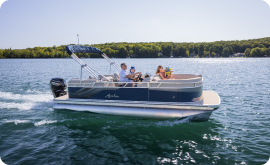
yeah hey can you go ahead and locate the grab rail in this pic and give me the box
[101,53,121,73]
[69,80,203,88]
[71,53,110,82]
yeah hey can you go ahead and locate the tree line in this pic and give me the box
[1,37,270,58]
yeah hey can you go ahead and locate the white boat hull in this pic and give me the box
[53,90,220,121]
[54,103,213,121]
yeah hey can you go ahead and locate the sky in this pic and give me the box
[0,0,270,49]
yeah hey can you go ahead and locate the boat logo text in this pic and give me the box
[105,94,119,98]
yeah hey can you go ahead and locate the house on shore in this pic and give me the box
[130,54,138,58]
[230,53,245,58]
[234,53,245,57]
[213,53,220,58]
[158,53,166,58]
[189,53,198,58]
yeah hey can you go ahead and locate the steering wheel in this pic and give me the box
[134,74,143,82]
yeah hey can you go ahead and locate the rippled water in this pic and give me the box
[0,58,269,165]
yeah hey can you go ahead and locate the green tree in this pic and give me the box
[189,45,194,54]
[161,44,173,57]
[250,48,262,57]
[222,47,230,57]
[244,48,251,57]
[118,46,128,58]
[258,44,265,48]
[0,49,3,58]
[199,44,204,52]
[199,44,204,57]
[265,48,270,55]
[186,50,189,57]
[178,47,187,57]
[203,51,210,57]
[129,50,134,56]
[3,49,11,58]
[194,45,199,54]
[210,52,215,57]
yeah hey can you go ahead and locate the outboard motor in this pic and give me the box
[50,78,67,98]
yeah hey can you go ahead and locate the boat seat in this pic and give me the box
[101,77,113,81]
[68,79,81,84]
[157,77,202,87]
[81,79,99,83]
[152,74,201,80]
[98,75,113,80]
[171,74,200,79]
[112,73,129,87]
[113,73,119,82]
[136,77,152,87]
[142,77,153,82]
[157,77,202,83]
[148,74,203,88]
[152,75,162,81]
[152,74,202,82]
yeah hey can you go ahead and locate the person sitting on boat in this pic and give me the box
[130,66,135,74]
[156,65,173,80]
[129,66,144,82]
[164,67,173,78]
[129,66,136,81]
[119,63,141,87]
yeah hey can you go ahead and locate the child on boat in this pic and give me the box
[129,66,143,82]
[164,67,173,78]
[128,66,136,81]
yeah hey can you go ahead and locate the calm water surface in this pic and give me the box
[0,58,269,165]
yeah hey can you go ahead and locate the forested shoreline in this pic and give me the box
[1,37,270,58]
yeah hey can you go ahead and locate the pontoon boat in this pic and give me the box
[50,45,220,121]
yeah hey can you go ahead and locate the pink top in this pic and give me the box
[159,71,165,79]
[161,72,165,78]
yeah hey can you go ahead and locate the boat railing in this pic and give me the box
[68,80,203,88]
[101,53,121,74]
[71,53,110,82]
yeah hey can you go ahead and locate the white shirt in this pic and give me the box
[119,69,132,82]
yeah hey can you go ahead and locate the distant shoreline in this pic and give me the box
[1,57,270,60]
[0,37,269,58]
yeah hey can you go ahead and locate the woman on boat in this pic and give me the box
[156,65,169,80]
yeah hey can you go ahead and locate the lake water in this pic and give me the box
[0,58,269,165]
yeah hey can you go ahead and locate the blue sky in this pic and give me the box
[0,0,270,49]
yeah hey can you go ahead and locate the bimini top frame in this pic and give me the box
[65,45,121,82]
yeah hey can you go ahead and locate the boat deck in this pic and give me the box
[202,91,220,106]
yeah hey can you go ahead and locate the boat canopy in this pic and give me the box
[65,45,102,55]
[65,45,121,82]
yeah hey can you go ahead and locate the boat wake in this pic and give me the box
[1,119,58,127]
[0,91,53,111]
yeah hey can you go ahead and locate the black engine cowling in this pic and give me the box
[50,78,67,98]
